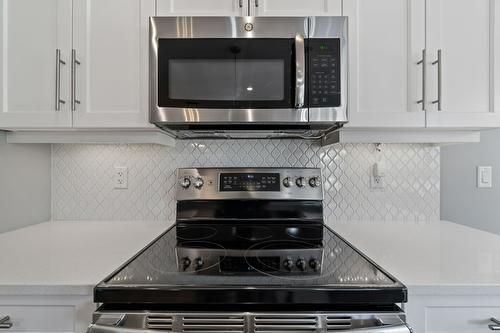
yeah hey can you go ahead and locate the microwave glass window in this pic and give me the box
[168,59,284,101]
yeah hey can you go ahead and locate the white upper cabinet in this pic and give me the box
[0,0,72,129]
[250,0,341,16]
[425,0,500,128]
[71,0,154,128]
[343,0,426,128]
[157,0,246,16]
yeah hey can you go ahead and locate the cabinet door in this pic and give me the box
[250,0,341,16]
[343,0,426,128]
[426,0,500,128]
[157,0,246,16]
[0,0,72,129]
[72,0,154,128]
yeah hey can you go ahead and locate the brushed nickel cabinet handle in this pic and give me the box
[490,317,500,330]
[55,49,66,111]
[0,316,13,329]
[416,49,426,110]
[431,49,442,111]
[238,0,243,7]
[71,49,81,111]
[255,0,259,7]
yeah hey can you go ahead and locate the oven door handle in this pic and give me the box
[294,34,306,108]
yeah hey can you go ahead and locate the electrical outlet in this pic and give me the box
[114,167,128,189]
[370,174,385,189]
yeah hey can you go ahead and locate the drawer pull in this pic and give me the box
[0,316,12,329]
[490,317,500,330]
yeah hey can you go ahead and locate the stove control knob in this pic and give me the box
[179,177,191,189]
[296,258,306,271]
[295,177,305,188]
[194,257,204,270]
[309,259,321,272]
[182,257,191,271]
[283,177,291,188]
[309,177,320,188]
[193,178,204,189]
[283,258,294,271]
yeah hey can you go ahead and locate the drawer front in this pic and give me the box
[0,305,74,332]
[426,306,500,332]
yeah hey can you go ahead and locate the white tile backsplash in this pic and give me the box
[52,140,440,222]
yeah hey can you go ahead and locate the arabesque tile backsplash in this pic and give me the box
[52,140,440,222]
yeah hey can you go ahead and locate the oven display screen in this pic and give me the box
[219,173,280,192]
[220,256,280,273]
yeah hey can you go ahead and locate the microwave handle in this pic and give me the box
[294,34,305,108]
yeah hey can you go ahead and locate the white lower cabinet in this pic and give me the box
[0,296,94,333]
[406,294,500,333]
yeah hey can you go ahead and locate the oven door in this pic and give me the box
[150,17,308,125]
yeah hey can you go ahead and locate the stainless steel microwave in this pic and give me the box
[150,16,348,139]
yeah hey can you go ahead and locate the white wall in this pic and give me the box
[441,129,500,235]
[0,131,51,233]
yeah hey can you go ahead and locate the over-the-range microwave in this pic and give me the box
[149,16,348,139]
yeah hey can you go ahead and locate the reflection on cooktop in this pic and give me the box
[107,225,395,287]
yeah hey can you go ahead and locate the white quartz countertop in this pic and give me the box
[2,219,500,297]
[0,220,170,296]
[330,220,500,295]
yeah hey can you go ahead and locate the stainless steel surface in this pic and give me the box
[416,49,426,110]
[490,317,500,330]
[175,168,323,201]
[307,17,348,125]
[294,34,306,108]
[88,311,411,333]
[55,49,66,111]
[71,49,81,111]
[0,316,12,329]
[149,16,348,139]
[431,49,442,111]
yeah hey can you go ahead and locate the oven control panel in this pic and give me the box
[308,38,341,108]
[176,168,323,201]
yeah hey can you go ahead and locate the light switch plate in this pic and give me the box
[477,166,492,188]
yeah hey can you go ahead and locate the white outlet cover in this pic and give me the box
[114,166,128,189]
[477,166,492,188]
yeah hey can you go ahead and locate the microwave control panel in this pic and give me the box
[308,38,341,108]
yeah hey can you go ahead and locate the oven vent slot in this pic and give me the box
[147,315,174,331]
[254,316,318,332]
[326,316,352,330]
[182,316,245,333]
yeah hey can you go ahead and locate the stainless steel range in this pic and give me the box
[88,168,411,333]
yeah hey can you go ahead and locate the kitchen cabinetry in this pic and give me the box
[344,0,500,129]
[0,0,72,128]
[406,293,500,333]
[343,0,426,128]
[0,295,93,333]
[157,0,245,16]
[0,0,154,130]
[425,0,500,128]
[72,0,153,128]
[249,0,341,16]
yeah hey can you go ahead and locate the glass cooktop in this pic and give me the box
[104,224,396,287]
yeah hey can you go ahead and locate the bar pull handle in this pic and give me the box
[255,0,259,7]
[0,316,13,329]
[238,0,243,7]
[71,49,81,111]
[416,49,426,110]
[294,34,305,108]
[431,49,442,111]
[490,318,500,330]
[55,49,66,111]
